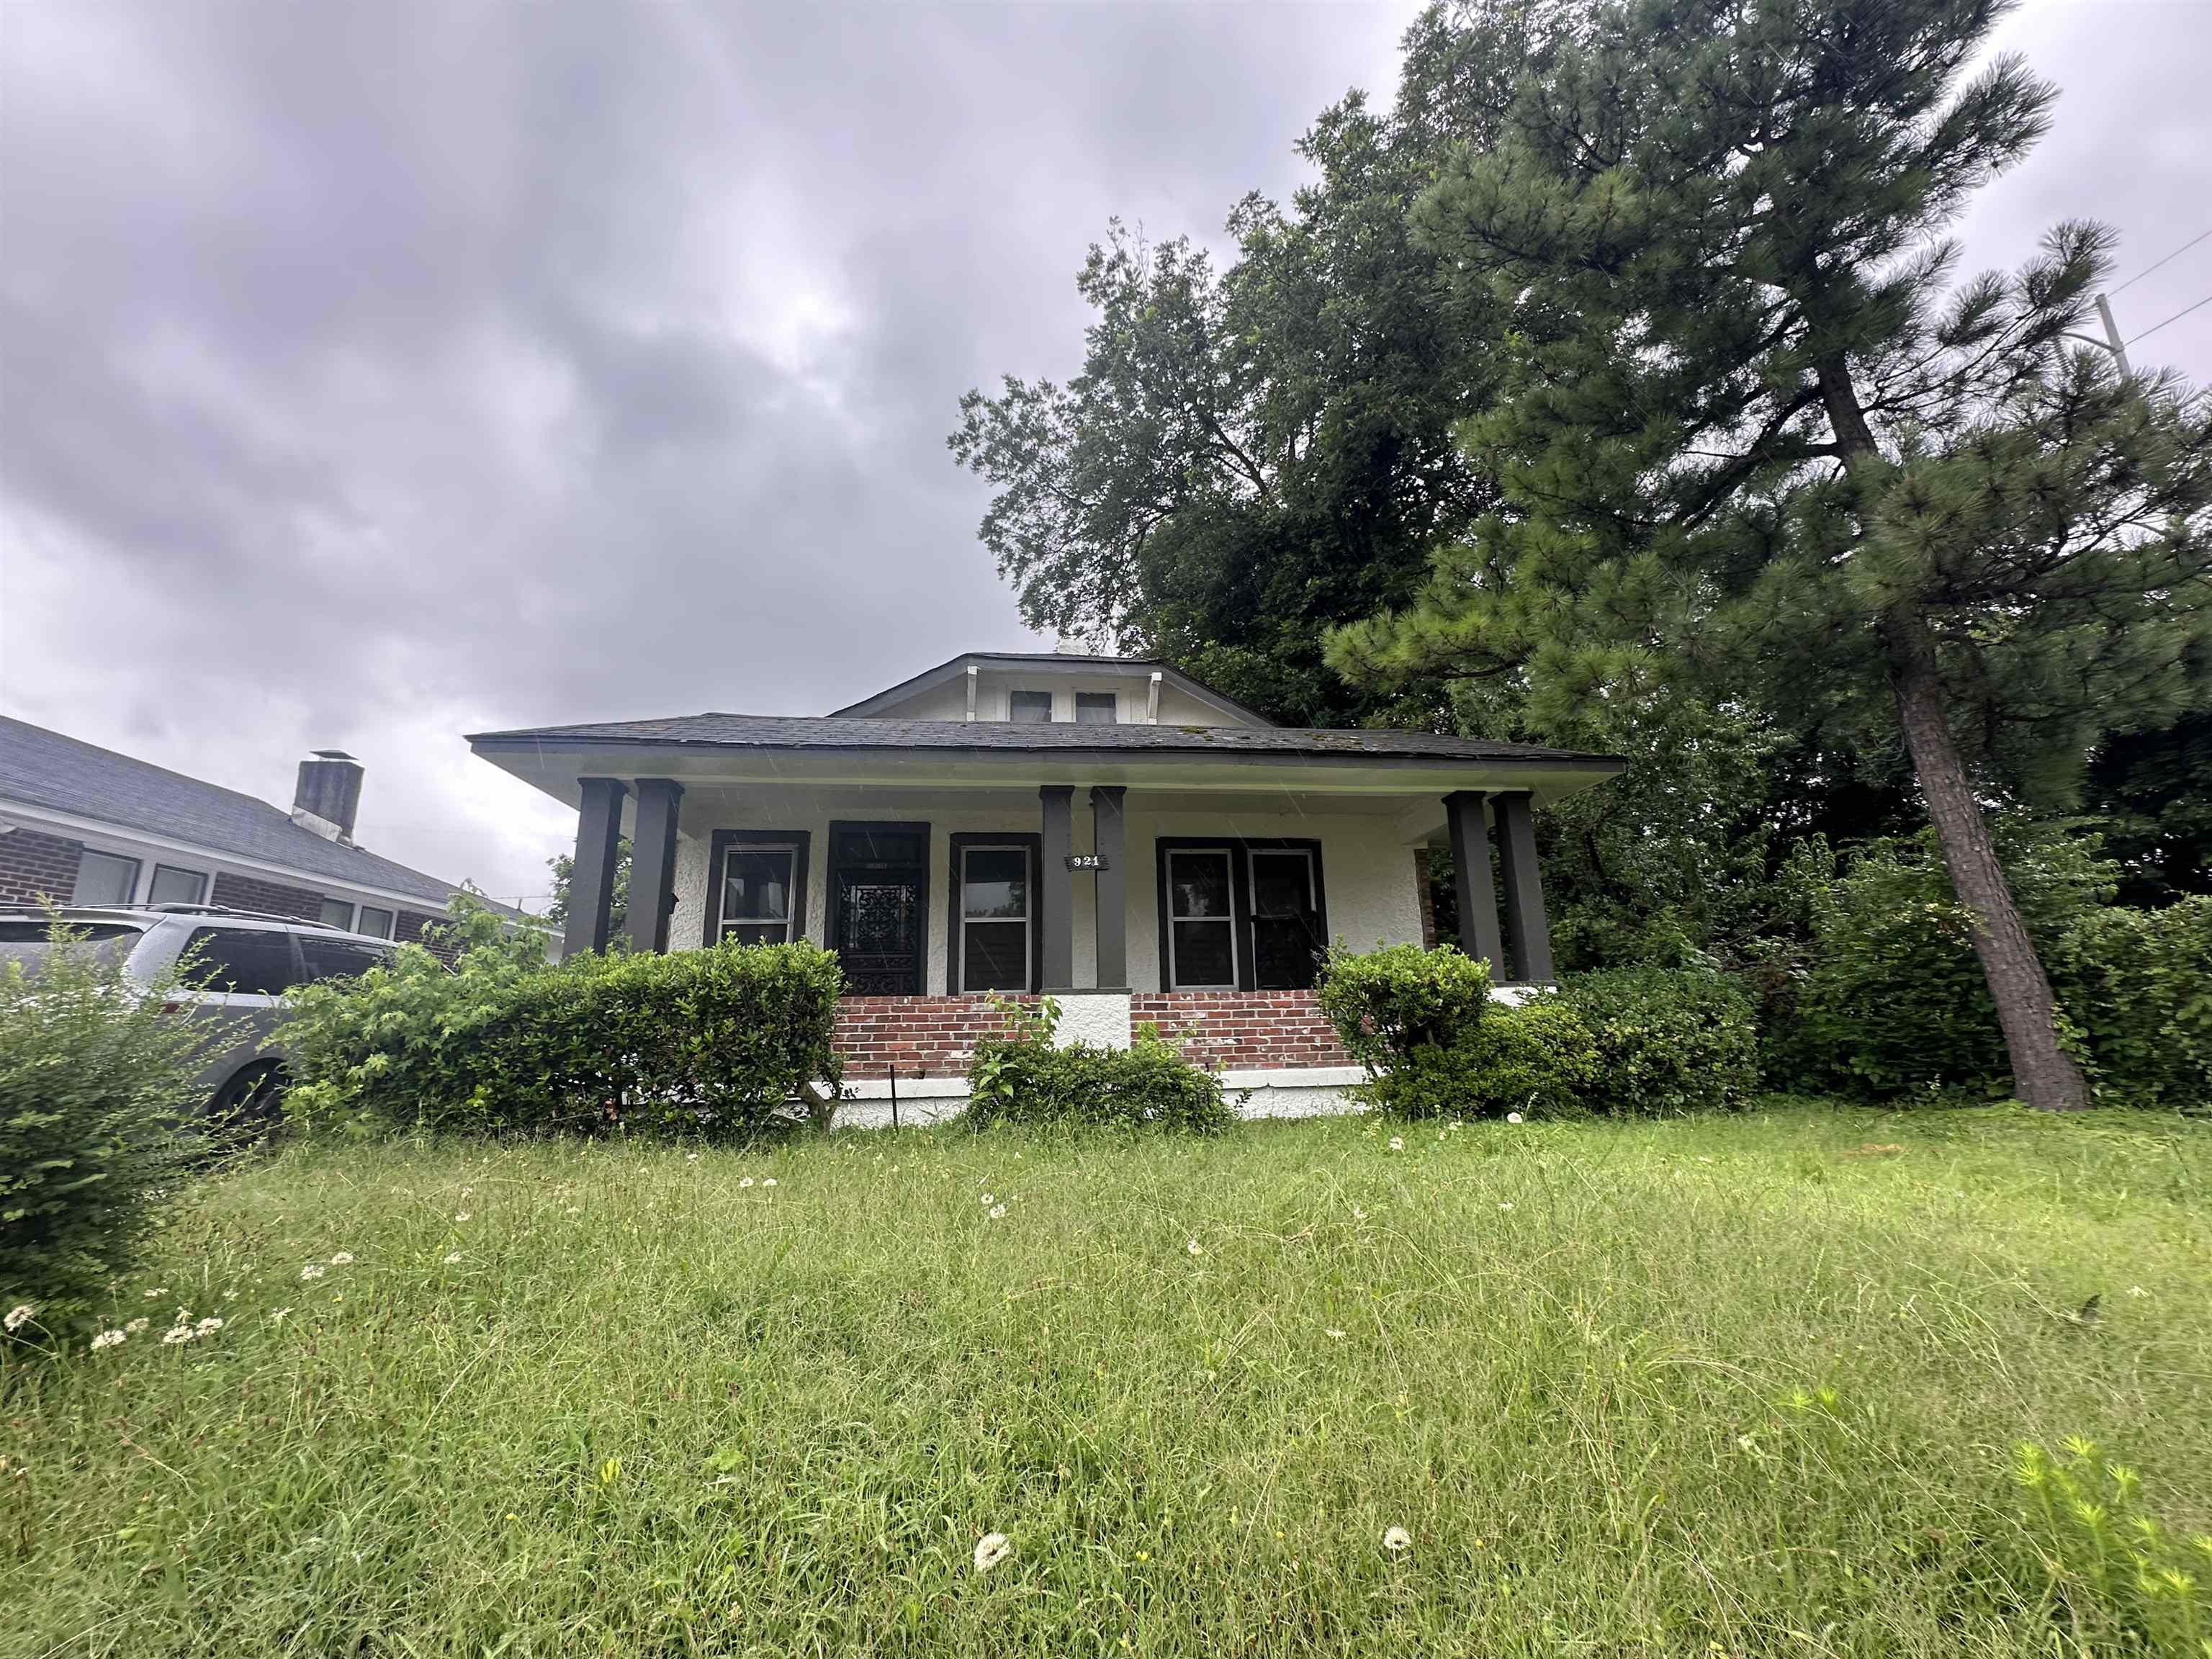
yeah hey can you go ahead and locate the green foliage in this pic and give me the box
[1784,829,2114,1097]
[966,999,1233,1133]
[2050,899,2212,1113]
[1557,966,1763,1115]
[545,837,629,935]
[1,923,218,1344]
[1318,944,1599,1118]
[284,939,842,1139]
[2005,1439,2211,1653]
[1314,942,1493,1068]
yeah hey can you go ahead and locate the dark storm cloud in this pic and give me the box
[3,1,2206,902]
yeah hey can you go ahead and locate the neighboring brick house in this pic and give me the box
[0,716,533,958]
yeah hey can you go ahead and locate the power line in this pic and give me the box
[2124,291,2212,348]
[2110,227,2212,297]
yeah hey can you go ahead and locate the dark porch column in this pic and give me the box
[1444,789,1506,975]
[1090,785,1127,989]
[626,778,684,953]
[1493,791,1555,983]
[563,777,629,958]
[1039,786,1074,991]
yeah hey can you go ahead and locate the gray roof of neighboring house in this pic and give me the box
[0,716,495,910]
[467,711,1623,768]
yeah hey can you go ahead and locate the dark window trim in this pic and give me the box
[824,819,930,996]
[946,832,1043,994]
[1154,836,1326,992]
[705,828,812,948]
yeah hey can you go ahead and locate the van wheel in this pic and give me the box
[209,1062,287,1133]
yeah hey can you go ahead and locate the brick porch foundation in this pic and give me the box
[1130,989,1349,1071]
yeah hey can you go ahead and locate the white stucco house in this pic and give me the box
[468,649,1624,1118]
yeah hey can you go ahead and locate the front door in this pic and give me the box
[828,822,929,995]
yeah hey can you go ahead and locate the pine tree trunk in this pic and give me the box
[1814,356,2088,1110]
[1881,607,2090,1110]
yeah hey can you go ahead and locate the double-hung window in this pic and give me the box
[956,843,1032,992]
[719,840,803,945]
[148,864,208,906]
[72,850,140,906]
[1074,692,1118,726]
[1008,690,1054,724]
[355,907,395,940]
[1159,840,1326,992]
[318,898,356,931]
[1164,848,1238,990]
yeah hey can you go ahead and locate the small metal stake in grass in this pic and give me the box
[889,1064,899,1130]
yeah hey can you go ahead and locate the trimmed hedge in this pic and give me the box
[285,938,843,1138]
[1557,966,1762,1115]
[967,1002,1234,1133]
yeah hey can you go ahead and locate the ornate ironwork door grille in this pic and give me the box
[828,824,927,995]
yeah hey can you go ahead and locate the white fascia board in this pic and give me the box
[0,798,459,915]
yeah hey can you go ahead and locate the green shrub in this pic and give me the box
[1558,966,1761,1115]
[1781,828,2112,1097]
[285,938,843,1138]
[1370,997,1599,1119]
[1,922,219,1346]
[1314,943,1492,1070]
[1316,945,1597,1118]
[967,1001,1234,1133]
[2050,898,2211,1112]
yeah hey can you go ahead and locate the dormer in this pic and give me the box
[830,651,1274,728]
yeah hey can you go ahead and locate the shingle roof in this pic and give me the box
[0,716,488,909]
[467,712,1622,768]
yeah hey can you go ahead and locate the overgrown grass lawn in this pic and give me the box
[7,1104,2210,1656]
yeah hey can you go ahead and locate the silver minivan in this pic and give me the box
[0,904,400,1118]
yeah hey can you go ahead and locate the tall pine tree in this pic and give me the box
[1331,0,2212,1108]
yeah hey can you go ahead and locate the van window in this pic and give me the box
[181,928,301,996]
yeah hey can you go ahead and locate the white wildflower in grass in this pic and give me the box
[2128,1285,2150,1298]
[270,1308,293,1324]
[454,1212,470,1223]
[194,1317,223,1335]
[1351,1207,1367,1222]
[444,1251,463,1264]
[124,1318,149,1334]
[160,1326,191,1346]
[460,1187,474,1197]
[300,1263,327,1281]
[1382,1526,1412,1553]
[143,1288,166,1299]
[981,1193,997,1205]
[1325,1328,1346,1341]
[763,1179,777,1188]
[973,1532,1012,1573]
[329,1252,354,1265]
[1186,1238,1203,1256]
[4,1304,33,1333]
[1388,1136,1405,1152]
[1498,1201,1514,1212]
[738,1178,755,1190]
[1506,1112,1524,1125]
[91,1329,126,1350]
[987,1204,1008,1220]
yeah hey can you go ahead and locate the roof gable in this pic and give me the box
[829,652,1276,727]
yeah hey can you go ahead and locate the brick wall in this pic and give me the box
[0,827,86,905]
[395,908,461,964]
[210,870,324,920]
[1130,989,1349,1071]
[833,994,1035,1081]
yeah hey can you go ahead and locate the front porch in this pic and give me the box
[554,773,1569,1108]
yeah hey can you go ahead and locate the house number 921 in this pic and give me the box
[1065,854,1108,871]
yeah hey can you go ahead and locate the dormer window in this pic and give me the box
[1009,691,1053,724]
[1074,692,1117,726]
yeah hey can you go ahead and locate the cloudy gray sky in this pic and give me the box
[3,1,2207,907]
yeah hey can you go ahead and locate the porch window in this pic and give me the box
[720,845,798,944]
[1248,847,1323,990]
[1157,838,1327,992]
[1164,848,1238,989]
[957,845,1030,991]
